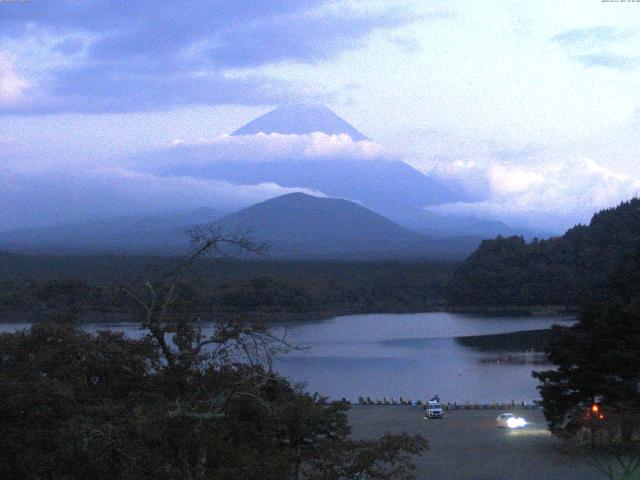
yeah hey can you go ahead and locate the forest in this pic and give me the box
[447,198,640,307]
[0,252,456,322]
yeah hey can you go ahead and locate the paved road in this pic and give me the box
[348,405,604,480]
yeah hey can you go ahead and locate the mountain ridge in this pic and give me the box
[209,192,481,260]
[0,192,482,260]
[0,208,225,255]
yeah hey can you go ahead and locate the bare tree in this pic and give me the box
[118,226,289,374]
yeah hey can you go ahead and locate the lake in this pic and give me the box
[271,312,572,403]
[0,312,572,404]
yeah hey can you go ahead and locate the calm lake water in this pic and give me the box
[0,312,573,403]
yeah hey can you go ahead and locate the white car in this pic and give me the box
[496,412,526,429]
[425,400,444,418]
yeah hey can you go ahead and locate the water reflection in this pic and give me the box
[271,312,572,403]
[477,353,549,366]
[0,312,573,403]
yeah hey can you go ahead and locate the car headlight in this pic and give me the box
[506,417,526,428]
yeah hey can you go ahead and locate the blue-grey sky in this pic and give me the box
[1,0,640,231]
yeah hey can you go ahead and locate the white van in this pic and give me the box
[425,399,444,418]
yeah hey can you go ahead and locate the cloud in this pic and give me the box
[0,130,393,230]
[426,157,640,231]
[552,26,633,47]
[573,53,639,71]
[52,37,87,56]
[303,132,384,157]
[4,67,289,115]
[135,132,387,173]
[414,155,494,202]
[0,1,421,114]
[494,145,538,161]
[552,25,639,71]
[0,52,29,105]
[0,165,324,231]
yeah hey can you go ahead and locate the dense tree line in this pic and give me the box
[0,258,455,321]
[447,198,640,306]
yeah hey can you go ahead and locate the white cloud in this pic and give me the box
[303,132,384,158]
[93,166,324,202]
[166,132,383,161]
[416,156,493,201]
[1,131,385,231]
[427,157,640,231]
[0,52,29,105]
[135,132,388,174]
[0,166,325,231]
[487,163,545,195]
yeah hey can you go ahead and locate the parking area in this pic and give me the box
[348,405,604,480]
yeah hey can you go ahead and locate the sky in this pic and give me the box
[1,0,640,232]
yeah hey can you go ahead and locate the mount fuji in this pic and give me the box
[0,104,533,257]
[149,104,462,213]
[142,103,526,238]
[232,103,368,140]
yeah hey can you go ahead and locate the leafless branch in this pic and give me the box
[116,228,286,371]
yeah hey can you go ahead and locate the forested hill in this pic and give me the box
[446,198,640,307]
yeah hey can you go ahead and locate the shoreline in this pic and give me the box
[455,328,563,352]
[0,304,577,324]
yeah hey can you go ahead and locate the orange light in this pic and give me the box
[591,404,599,413]
[599,414,604,420]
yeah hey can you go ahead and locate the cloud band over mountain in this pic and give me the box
[138,132,385,171]
[0,166,323,231]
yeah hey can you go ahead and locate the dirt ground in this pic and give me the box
[348,405,605,480]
